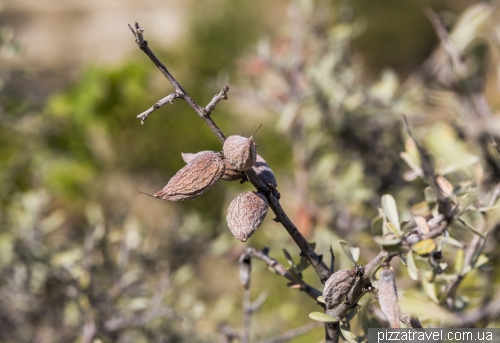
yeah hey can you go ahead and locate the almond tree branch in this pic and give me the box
[137,92,180,123]
[241,247,322,301]
[129,22,332,284]
[128,22,226,143]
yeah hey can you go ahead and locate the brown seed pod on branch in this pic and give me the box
[226,191,269,242]
[223,135,257,171]
[153,152,225,201]
[378,268,400,328]
[253,154,277,189]
[323,265,364,310]
[182,151,242,181]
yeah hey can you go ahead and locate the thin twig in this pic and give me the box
[137,92,180,123]
[205,85,230,116]
[241,247,322,301]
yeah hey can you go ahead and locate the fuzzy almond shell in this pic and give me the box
[182,151,242,181]
[323,269,356,310]
[253,154,277,188]
[223,135,257,171]
[227,191,269,242]
[154,152,225,201]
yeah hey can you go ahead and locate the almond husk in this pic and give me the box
[227,191,269,242]
[182,151,242,181]
[154,152,224,201]
[223,135,257,171]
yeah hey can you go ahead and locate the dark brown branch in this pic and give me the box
[241,247,322,301]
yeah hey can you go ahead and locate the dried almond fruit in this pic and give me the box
[253,154,277,189]
[227,191,269,242]
[154,152,225,201]
[182,151,242,181]
[378,268,400,328]
[181,151,212,164]
[223,135,257,171]
[323,266,364,310]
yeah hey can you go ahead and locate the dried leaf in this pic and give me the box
[436,175,454,197]
[414,216,430,234]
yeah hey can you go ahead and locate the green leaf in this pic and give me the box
[317,296,326,304]
[454,249,465,274]
[422,272,439,303]
[340,323,358,343]
[462,254,489,274]
[308,312,339,323]
[406,251,419,280]
[457,218,486,239]
[371,216,384,236]
[373,236,401,251]
[350,247,360,263]
[339,240,356,266]
[412,239,437,255]
[385,222,400,238]
[381,194,401,233]
[424,187,438,203]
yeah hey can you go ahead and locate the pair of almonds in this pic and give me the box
[182,151,277,189]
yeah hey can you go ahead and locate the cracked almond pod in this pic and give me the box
[253,154,277,189]
[227,191,269,242]
[182,151,242,181]
[154,152,225,201]
[223,135,257,171]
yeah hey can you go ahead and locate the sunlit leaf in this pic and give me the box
[382,194,401,233]
[339,240,356,266]
[340,323,358,343]
[350,247,360,263]
[424,187,437,203]
[317,296,326,304]
[412,239,436,255]
[411,202,431,217]
[308,312,339,323]
[422,272,439,303]
[406,251,419,281]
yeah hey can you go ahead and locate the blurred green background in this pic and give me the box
[1,0,500,342]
